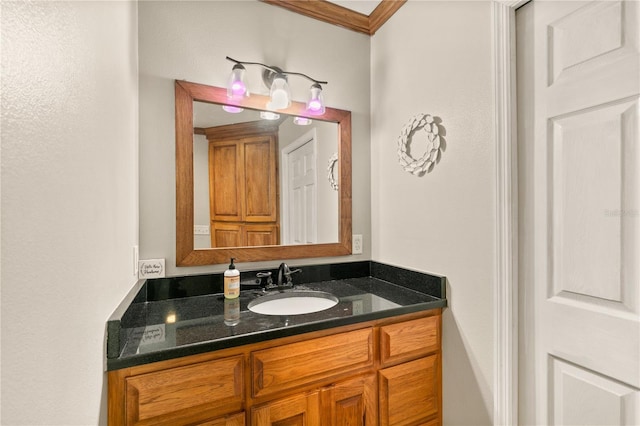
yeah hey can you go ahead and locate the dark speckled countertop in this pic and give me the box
[106,261,446,371]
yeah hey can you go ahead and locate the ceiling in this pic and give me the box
[329,1,382,15]
[260,0,405,36]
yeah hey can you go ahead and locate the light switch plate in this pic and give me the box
[138,259,165,279]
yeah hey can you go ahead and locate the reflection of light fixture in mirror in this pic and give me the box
[222,105,244,113]
[227,64,248,99]
[226,56,327,112]
[260,111,280,120]
[294,116,312,125]
[306,83,325,115]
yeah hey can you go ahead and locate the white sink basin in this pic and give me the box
[248,290,339,315]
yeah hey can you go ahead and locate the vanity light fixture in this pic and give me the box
[225,56,327,115]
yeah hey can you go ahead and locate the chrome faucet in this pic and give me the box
[276,263,301,288]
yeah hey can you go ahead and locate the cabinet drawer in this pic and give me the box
[125,355,243,425]
[380,315,439,366]
[379,355,439,426]
[252,328,374,398]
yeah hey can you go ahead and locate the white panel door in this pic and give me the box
[518,1,640,424]
[283,137,317,245]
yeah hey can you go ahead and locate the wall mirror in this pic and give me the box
[176,80,352,266]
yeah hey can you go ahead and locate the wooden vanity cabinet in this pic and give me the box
[108,309,442,426]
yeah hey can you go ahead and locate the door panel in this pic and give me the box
[550,357,638,426]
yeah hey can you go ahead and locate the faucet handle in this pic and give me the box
[256,271,273,289]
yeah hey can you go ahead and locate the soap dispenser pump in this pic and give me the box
[224,258,240,299]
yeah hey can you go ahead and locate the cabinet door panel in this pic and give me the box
[379,355,439,426]
[243,137,277,222]
[252,392,321,426]
[211,223,243,248]
[322,374,377,426]
[125,355,243,425]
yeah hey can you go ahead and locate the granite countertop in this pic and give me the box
[106,261,447,371]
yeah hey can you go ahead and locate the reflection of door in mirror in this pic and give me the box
[281,129,318,245]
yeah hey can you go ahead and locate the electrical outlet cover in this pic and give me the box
[353,234,363,254]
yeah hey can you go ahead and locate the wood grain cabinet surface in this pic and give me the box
[207,124,279,248]
[108,309,442,426]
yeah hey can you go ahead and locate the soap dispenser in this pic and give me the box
[224,258,240,299]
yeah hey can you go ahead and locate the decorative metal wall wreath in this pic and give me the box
[397,113,445,176]
[327,152,339,191]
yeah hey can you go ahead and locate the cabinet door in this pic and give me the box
[243,136,277,223]
[251,392,321,426]
[322,374,377,426]
[209,141,243,222]
[378,355,439,426]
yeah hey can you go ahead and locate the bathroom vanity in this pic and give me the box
[106,261,446,425]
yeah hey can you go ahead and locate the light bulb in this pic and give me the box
[222,105,243,113]
[293,117,312,125]
[260,111,280,120]
[227,64,248,99]
[267,76,291,110]
[306,83,325,115]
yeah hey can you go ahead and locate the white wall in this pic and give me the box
[138,1,371,275]
[1,1,138,424]
[371,2,495,424]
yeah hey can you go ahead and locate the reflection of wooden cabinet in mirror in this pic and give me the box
[202,121,280,247]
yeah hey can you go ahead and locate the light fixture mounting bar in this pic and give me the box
[225,56,328,85]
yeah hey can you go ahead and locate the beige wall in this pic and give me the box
[1,1,139,424]
[371,2,495,424]
[138,1,372,275]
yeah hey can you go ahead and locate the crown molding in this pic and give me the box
[260,0,406,35]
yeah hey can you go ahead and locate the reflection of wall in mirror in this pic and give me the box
[278,119,339,244]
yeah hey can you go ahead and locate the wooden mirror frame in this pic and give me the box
[175,80,352,266]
